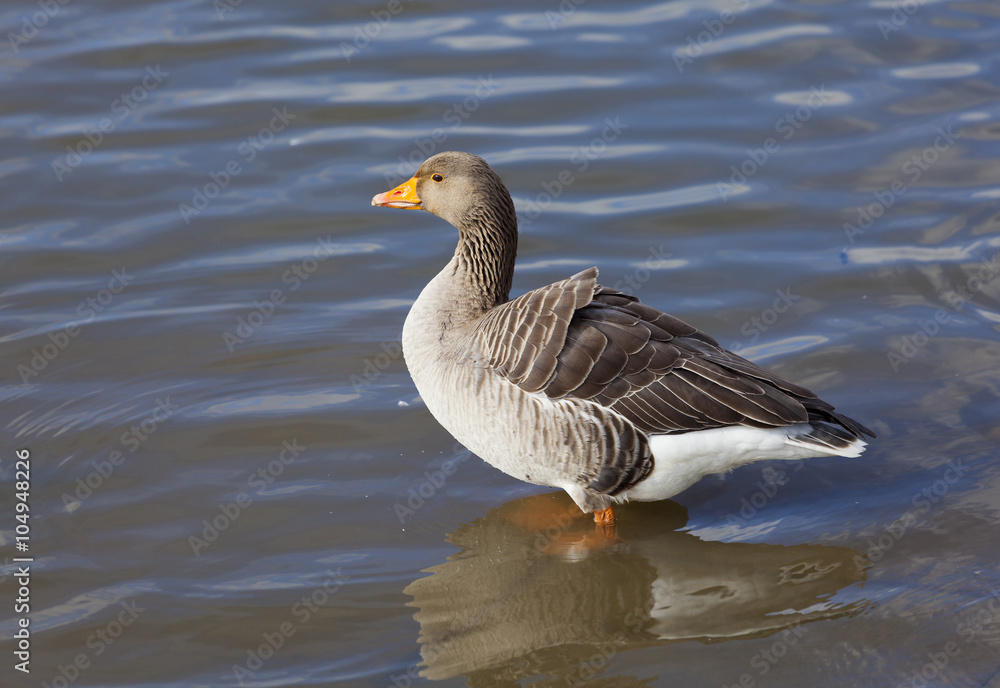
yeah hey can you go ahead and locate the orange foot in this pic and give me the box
[501,494,622,554]
[534,505,620,555]
[545,507,619,554]
[593,507,617,539]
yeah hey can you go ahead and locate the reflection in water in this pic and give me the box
[405,493,868,683]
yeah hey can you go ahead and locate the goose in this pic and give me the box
[372,151,874,530]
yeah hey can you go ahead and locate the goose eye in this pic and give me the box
[432,173,443,182]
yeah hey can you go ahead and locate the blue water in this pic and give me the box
[2,0,1000,686]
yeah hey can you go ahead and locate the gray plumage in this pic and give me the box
[373,151,874,515]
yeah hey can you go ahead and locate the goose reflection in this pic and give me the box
[404,492,868,683]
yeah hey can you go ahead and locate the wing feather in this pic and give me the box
[467,267,875,497]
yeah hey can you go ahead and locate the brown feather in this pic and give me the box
[474,270,874,442]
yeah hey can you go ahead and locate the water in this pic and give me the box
[2,0,1000,686]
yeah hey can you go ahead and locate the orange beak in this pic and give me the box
[372,176,421,209]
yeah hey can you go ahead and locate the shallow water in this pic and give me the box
[2,0,1000,686]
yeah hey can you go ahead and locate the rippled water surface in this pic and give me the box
[3,0,1000,686]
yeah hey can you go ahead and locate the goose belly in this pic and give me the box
[404,353,594,489]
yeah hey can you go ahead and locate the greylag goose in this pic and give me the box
[372,151,874,530]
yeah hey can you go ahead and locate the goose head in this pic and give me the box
[372,151,517,236]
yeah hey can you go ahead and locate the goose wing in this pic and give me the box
[471,267,875,439]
